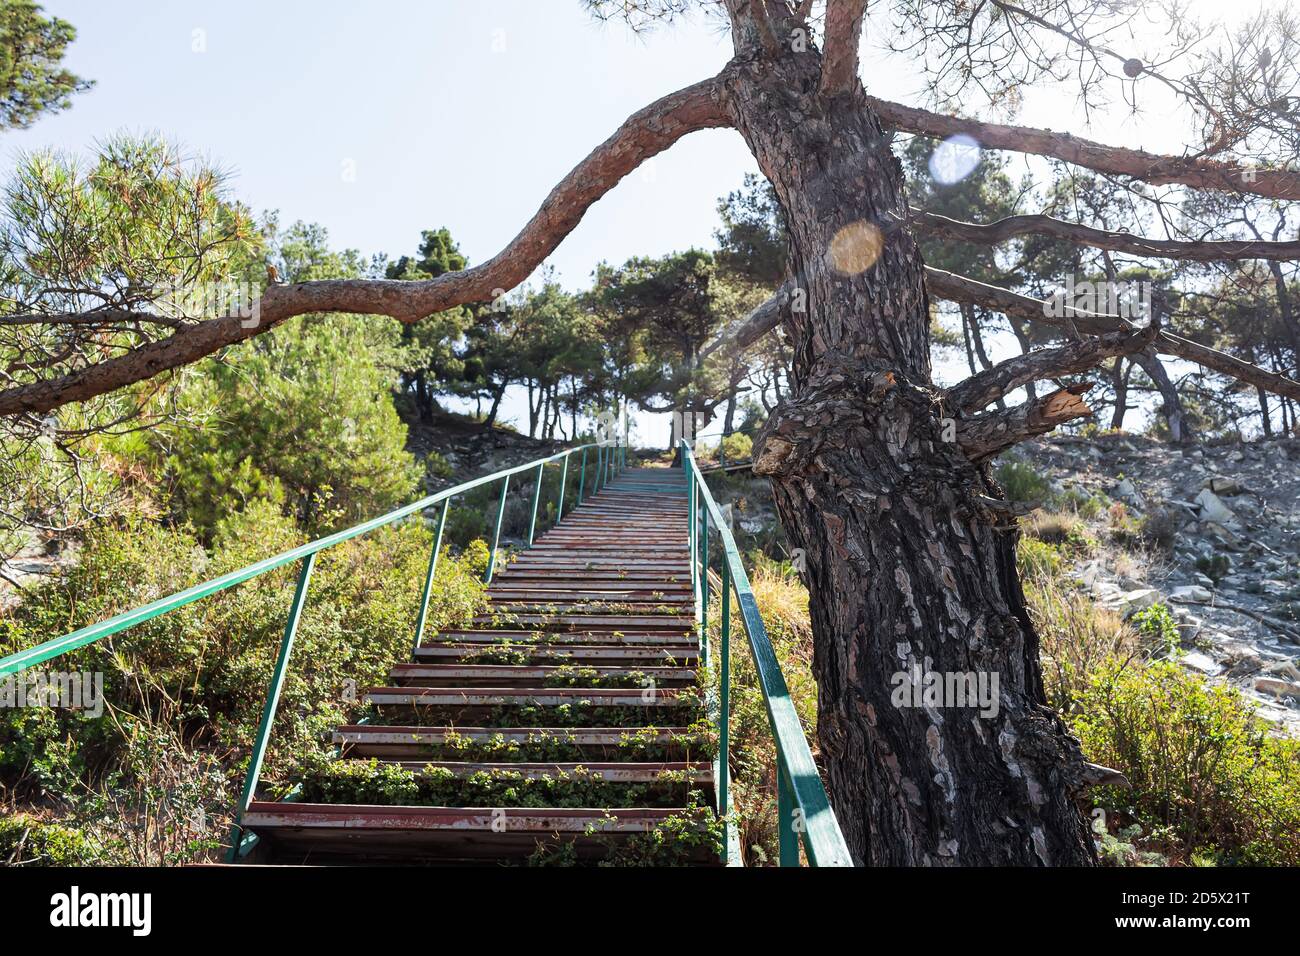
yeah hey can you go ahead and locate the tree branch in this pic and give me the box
[818,0,868,96]
[957,383,1095,462]
[947,326,1158,413]
[699,278,794,360]
[924,267,1300,403]
[0,76,730,418]
[867,96,1300,200]
[912,208,1300,262]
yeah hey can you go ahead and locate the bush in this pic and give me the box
[0,506,489,803]
[159,314,422,538]
[710,552,817,865]
[717,432,753,462]
[0,814,104,866]
[1072,659,1300,865]
[994,458,1051,503]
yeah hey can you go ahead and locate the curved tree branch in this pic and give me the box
[925,267,1300,402]
[912,208,1300,262]
[700,277,794,360]
[868,96,1300,200]
[957,383,1095,462]
[947,326,1158,413]
[0,76,731,418]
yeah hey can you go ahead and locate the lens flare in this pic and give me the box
[928,134,982,185]
[828,220,884,275]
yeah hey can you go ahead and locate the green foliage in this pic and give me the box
[1072,659,1300,865]
[0,813,102,866]
[994,457,1051,503]
[292,757,707,809]
[160,313,422,537]
[0,1,91,129]
[0,508,488,800]
[0,136,261,558]
[526,800,724,867]
[717,432,753,461]
[1131,603,1179,653]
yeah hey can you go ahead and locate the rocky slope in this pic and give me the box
[1017,433,1300,732]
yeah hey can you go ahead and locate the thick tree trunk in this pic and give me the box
[721,50,1095,866]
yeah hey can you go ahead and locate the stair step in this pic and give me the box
[332,724,706,759]
[412,643,698,664]
[387,663,698,687]
[471,614,694,629]
[238,468,724,867]
[241,802,720,864]
[425,630,696,645]
[365,686,694,706]
[376,760,712,782]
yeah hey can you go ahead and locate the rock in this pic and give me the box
[1203,521,1243,547]
[1113,477,1144,506]
[1182,652,1220,675]
[1169,584,1213,603]
[1262,660,1300,683]
[1205,475,1248,496]
[1117,588,1160,615]
[1194,573,1215,588]
[1078,561,1106,589]
[1254,677,1300,698]
[1194,488,1237,524]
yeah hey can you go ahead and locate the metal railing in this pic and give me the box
[0,438,628,862]
[680,439,853,867]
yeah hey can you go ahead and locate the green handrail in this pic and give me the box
[0,438,621,863]
[680,439,853,867]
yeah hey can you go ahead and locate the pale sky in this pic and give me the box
[5,0,1269,444]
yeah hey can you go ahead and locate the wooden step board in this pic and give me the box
[241,465,721,866]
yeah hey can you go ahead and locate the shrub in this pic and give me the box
[1072,659,1300,865]
[994,458,1051,503]
[1131,602,1180,658]
[0,814,104,866]
[0,507,489,802]
[710,552,817,864]
[1018,535,1140,713]
[717,432,753,462]
[1023,512,1080,547]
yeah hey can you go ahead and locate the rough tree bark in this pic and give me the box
[718,24,1096,865]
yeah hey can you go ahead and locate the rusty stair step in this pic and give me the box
[387,663,698,687]
[331,724,706,759]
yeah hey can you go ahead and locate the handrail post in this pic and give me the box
[577,447,587,504]
[527,462,544,546]
[555,453,570,523]
[718,558,730,820]
[227,551,317,862]
[777,758,799,866]
[412,498,450,653]
[701,505,709,665]
[484,474,510,583]
[595,445,604,493]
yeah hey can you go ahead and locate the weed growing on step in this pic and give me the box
[289,758,710,810]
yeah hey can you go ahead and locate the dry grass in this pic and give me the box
[709,554,818,865]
